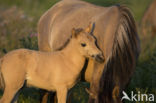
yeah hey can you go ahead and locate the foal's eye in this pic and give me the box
[81,43,86,47]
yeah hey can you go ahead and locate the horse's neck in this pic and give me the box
[61,39,86,72]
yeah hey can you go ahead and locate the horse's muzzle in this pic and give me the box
[94,54,104,63]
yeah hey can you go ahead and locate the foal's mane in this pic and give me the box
[56,28,83,51]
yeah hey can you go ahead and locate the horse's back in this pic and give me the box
[1,49,36,72]
[38,0,120,52]
[2,49,32,60]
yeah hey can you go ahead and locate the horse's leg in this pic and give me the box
[12,91,20,103]
[40,90,49,103]
[40,90,56,103]
[0,84,23,103]
[0,67,26,103]
[88,63,104,102]
[49,92,57,103]
[56,87,67,103]
[66,90,72,103]
[12,85,24,103]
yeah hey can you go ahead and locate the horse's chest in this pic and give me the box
[63,72,80,89]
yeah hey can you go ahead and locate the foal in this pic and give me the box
[0,24,104,103]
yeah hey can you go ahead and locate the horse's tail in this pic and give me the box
[98,5,140,103]
[0,58,4,89]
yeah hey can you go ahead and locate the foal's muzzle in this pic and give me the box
[92,54,104,63]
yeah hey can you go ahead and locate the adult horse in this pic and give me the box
[38,0,140,103]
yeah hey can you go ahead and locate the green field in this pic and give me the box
[0,0,156,103]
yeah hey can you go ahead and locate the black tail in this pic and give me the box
[98,5,140,103]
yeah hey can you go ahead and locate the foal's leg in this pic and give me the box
[0,68,26,103]
[0,84,23,103]
[56,87,67,103]
[12,86,24,103]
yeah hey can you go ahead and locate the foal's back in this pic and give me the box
[1,49,62,89]
[1,49,35,71]
[0,49,68,102]
[1,47,83,90]
[1,49,54,76]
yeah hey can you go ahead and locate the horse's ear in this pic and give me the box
[85,22,95,34]
[72,28,77,38]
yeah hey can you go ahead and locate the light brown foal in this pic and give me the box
[0,24,104,103]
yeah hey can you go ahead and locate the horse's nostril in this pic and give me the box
[91,55,95,58]
[97,54,102,58]
[100,54,104,59]
[95,54,104,63]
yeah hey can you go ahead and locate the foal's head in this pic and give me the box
[71,23,104,63]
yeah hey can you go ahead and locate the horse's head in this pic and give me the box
[71,23,104,63]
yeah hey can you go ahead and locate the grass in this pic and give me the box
[0,0,156,103]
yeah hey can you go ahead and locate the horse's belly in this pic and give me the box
[26,75,55,91]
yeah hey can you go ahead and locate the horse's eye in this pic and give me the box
[81,43,86,47]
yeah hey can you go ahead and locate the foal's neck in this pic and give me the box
[61,39,86,71]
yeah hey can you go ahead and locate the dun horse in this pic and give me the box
[0,24,104,103]
[38,0,140,103]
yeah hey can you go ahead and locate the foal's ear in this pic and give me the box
[85,22,95,34]
[72,28,77,38]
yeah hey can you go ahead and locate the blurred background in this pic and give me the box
[0,0,156,103]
